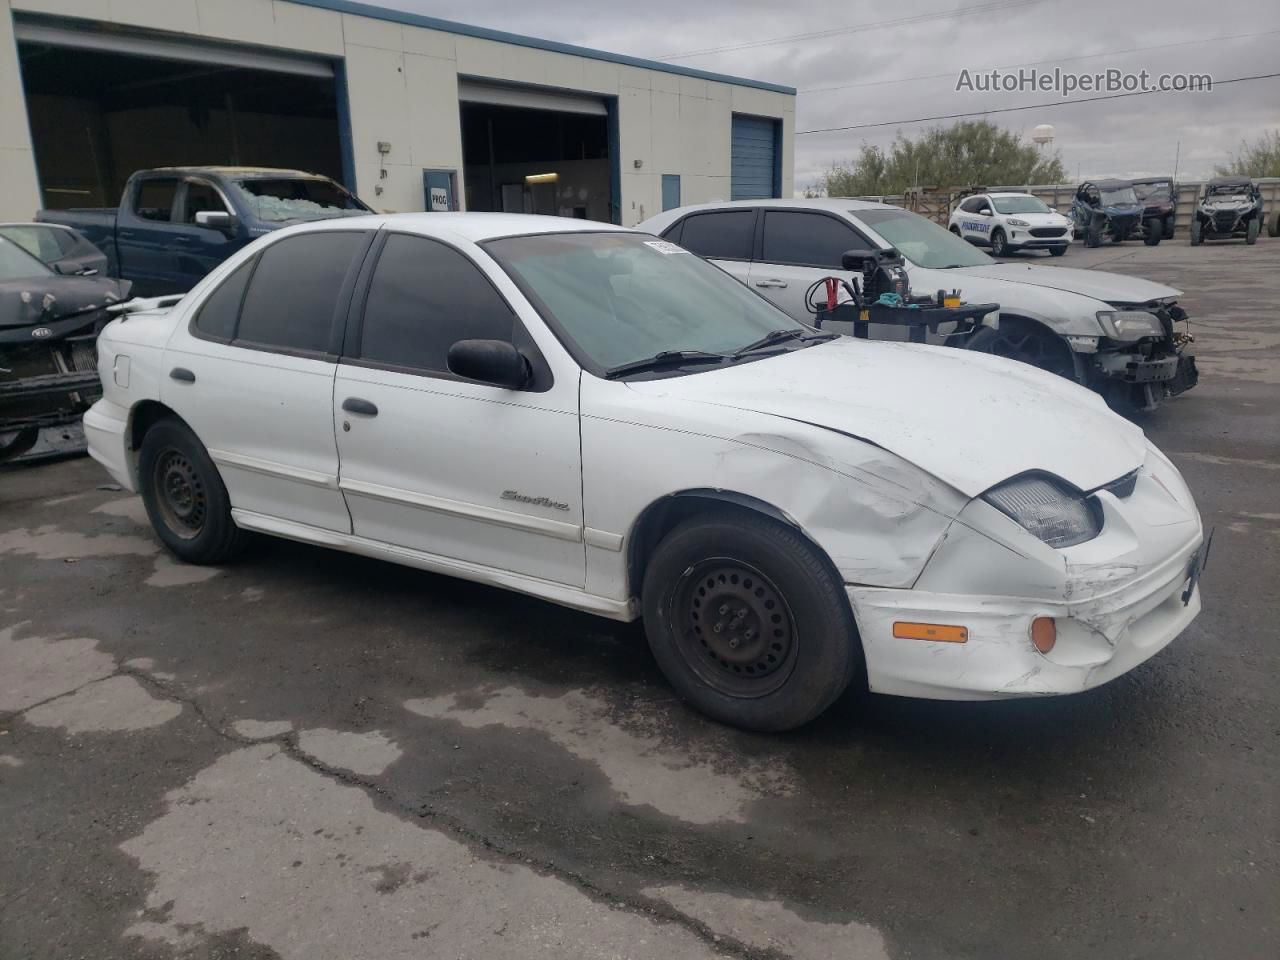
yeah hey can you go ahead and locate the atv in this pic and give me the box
[1071,179,1163,248]
[1190,176,1265,246]
[1131,177,1178,241]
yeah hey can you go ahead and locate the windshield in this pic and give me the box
[991,196,1051,214]
[230,178,371,222]
[0,236,54,281]
[1207,184,1248,198]
[850,208,993,269]
[1133,182,1172,201]
[485,232,808,373]
[1099,186,1138,205]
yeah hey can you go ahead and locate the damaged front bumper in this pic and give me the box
[847,446,1204,700]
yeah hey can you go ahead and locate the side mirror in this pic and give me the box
[978,206,992,216]
[51,260,75,275]
[447,339,529,389]
[195,210,236,232]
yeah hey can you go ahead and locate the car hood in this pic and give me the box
[0,274,131,329]
[1007,212,1070,225]
[950,263,1181,302]
[629,338,1147,498]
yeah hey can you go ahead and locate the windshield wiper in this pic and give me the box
[603,350,729,379]
[732,328,835,358]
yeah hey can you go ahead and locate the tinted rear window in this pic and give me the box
[236,232,367,354]
[194,259,253,341]
[677,211,756,260]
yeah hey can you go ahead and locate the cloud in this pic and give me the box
[384,0,1279,188]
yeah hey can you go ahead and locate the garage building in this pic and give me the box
[0,0,795,225]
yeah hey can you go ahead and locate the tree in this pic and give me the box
[817,119,1066,196]
[1216,131,1280,178]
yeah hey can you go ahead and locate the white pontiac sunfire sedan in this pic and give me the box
[85,213,1205,731]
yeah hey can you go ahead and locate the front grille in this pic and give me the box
[1212,213,1236,230]
[1030,227,1067,238]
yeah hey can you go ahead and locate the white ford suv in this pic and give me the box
[85,213,1205,731]
[948,191,1074,256]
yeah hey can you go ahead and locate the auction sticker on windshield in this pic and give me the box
[644,240,689,255]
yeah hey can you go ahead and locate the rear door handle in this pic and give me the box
[169,367,195,383]
[342,397,378,416]
[754,278,788,288]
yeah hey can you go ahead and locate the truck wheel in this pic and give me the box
[138,418,248,565]
[1190,221,1203,246]
[1269,210,1280,238]
[641,511,861,732]
[1246,218,1259,245]
[967,319,1077,380]
[990,229,1008,256]
[1144,219,1163,246]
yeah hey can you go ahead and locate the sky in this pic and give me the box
[379,0,1280,193]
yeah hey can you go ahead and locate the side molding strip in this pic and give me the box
[209,449,337,489]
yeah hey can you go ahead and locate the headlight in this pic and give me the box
[1096,310,1163,341]
[983,475,1100,548]
[1008,218,1030,227]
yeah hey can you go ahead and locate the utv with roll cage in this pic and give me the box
[1071,179,1163,248]
[1190,176,1265,246]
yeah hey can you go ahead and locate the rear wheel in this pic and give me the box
[1246,218,1259,245]
[1144,219,1163,246]
[138,418,247,564]
[1190,220,1203,246]
[1269,210,1280,238]
[642,512,860,732]
[949,225,962,237]
[967,319,1076,380]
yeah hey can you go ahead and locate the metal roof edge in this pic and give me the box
[285,0,797,96]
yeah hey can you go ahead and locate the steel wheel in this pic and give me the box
[672,559,798,699]
[152,448,207,540]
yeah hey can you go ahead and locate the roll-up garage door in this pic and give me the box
[458,79,606,116]
[731,114,779,200]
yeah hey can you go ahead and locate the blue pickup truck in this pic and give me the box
[39,167,373,297]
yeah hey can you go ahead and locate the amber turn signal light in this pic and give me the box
[893,622,968,643]
[1031,617,1057,654]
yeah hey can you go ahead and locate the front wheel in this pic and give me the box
[967,320,1077,380]
[1144,219,1163,246]
[1049,245,1067,257]
[1246,218,1259,245]
[642,512,861,732]
[1085,222,1103,247]
[990,229,1009,256]
[138,418,247,564]
[1190,220,1203,246]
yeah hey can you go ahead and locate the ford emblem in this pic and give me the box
[31,327,53,339]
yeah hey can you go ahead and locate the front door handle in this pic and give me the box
[169,367,195,383]
[342,397,378,416]
[754,278,788,289]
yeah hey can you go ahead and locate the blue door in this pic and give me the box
[423,170,457,211]
[731,115,779,201]
[661,175,681,211]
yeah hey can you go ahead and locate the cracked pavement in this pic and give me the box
[1,240,1277,958]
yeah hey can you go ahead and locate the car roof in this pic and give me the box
[1092,178,1134,189]
[282,212,633,244]
[145,166,332,180]
[669,197,897,215]
[987,191,1036,198]
[1207,175,1253,187]
[1130,176,1173,184]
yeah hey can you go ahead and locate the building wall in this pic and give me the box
[1,0,794,223]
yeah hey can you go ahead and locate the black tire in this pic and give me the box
[990,229,1009,256]
[1246,218,1259,245]
[1144,219,1162,246]
[1085,221,1103,248]
[967,319,1077,380]
[1190,220,1203,246]
[0,428,39,463]
[1049,245,1067,257]
[138,417,247,564]
[949,225,962,236]
[1269,210,1280,238]
[641,512,861,732]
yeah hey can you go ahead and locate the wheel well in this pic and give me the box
[626,491,838,601]
[986,314,1083,380]
[128,400,182,451]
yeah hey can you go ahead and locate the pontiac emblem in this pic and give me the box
[31,327,53,339]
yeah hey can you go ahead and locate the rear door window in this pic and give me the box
[761,211,866,268]
[194,259,254,341]
[235,232,368,355]
[133,179,179,222]
[676,210,756,260]
[356,233,515,374]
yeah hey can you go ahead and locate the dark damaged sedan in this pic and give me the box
[0,236,131,462]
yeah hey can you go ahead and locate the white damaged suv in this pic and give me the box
[86,214,1205,731]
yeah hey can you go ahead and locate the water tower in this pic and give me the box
[1032,124,1055,150]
